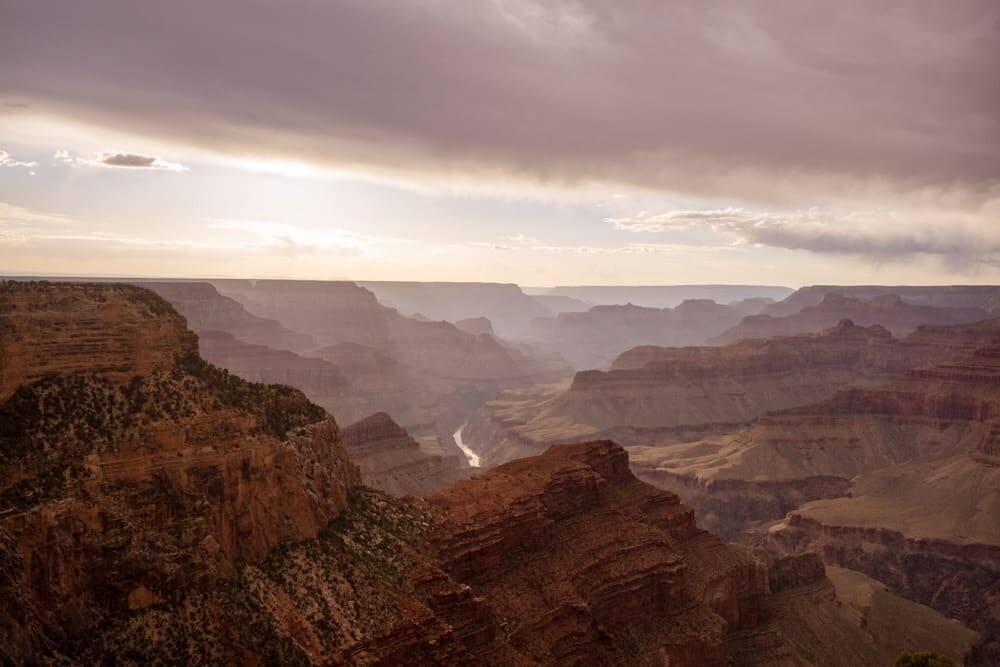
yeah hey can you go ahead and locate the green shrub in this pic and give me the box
[895,651,957,667]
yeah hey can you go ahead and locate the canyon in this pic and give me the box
[524,298,769,370]
[0,280,980,665]
[134,280,571,469]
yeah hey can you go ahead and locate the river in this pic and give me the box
[452,421,481,467]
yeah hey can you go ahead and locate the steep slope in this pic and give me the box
[341,412,469,496]
[359,281,548,338]
[714,292,988,343]
[525,299,746,370]
[0,281,359,659]
[208,279,571,437]
[141,281,314,352]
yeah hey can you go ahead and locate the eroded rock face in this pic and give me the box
[359,281,548,338]
[462,320,923,467]
[141,281,314,352]
[714,292,989,343]
[0,282,359,656]
[0,280,198,403]
[341,412,469,496]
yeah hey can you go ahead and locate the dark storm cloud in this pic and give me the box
[100,153,158,168]
[0,0,998,200]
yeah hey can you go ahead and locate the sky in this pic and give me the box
[1,1,998,286]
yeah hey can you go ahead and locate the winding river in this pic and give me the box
[452,421,481,467]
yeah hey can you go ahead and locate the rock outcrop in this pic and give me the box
[713,292,989,343]
[341,412,469,496]
[0,280,197,402]
[359,281,549,338]
[141,281,314,352]
[0,281,359,658]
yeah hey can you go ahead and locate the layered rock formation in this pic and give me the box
[359,281,549,338]
[341,412,468,496]
[1,281,984,665]
[714,292,989,343]
[0,281,358,660]
[629,320,1000,644]
[462,320,926,467]
[141,281,314,352]
[525,298,747,370]
[0,280,198,402]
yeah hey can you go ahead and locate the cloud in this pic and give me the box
[99,152,186,170]
[0,149,37,168]
[50,148,186,170]
[608,204,1000,262]
[1,1,997,204]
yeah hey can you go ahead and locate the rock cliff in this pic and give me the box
[359,281,548,338]
[0,281,360,659]
[141,281,314,352]
[462,320,924,467]
[341,412,469,496]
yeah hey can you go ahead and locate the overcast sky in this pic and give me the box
[1,1,998,285]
